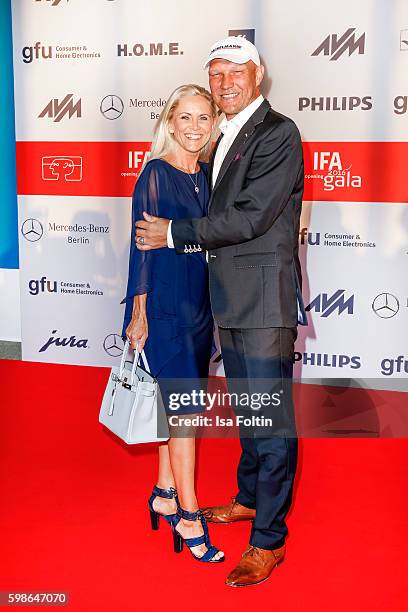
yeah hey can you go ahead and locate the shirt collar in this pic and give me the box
[219,94,264,134]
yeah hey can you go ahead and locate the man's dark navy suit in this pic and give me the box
[171,99,305,550]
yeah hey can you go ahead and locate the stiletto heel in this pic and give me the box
[147,485,179,531]
[172,525,184,553]
[171,507,225,563]
[149,508,160,531]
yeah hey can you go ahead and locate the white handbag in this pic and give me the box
[99,340,169,444]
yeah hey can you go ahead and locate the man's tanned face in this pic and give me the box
[208,59,264,119]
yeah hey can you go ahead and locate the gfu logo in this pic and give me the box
[22,42,52,63]
[29,276,57,296]
[103,334,125,357]
[313,151,362,192]
[312,28,365,60]
[100,95,124,120]
[39,94,81,122]
[381,356,408,376]
[372,293,400,319]
[394,95,407,115]
[21,218,44,242]
[306,290,354,318]
[39,330,88,352]
[299,227,321,246]
[35,0,68,5]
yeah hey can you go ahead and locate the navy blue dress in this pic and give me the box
[121,158,213,415]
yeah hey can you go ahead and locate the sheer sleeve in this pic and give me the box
[121,162,161,303]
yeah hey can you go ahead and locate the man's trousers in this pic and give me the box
[219,326,298,550]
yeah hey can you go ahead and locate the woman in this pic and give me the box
[121,85,223,563]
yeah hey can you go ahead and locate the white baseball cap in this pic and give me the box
[203,36,261,69]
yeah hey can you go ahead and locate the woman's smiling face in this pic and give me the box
[168,95,214,155]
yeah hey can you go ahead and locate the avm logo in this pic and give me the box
[38,94,81,122]
[312,28,365,60]
[306,290,354,317]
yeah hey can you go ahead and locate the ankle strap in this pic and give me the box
[152,485,178,500]
[177,507,203,521]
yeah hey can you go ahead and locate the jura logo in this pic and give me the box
[312,28,365,60]
[306,290,354,317]
[39,94,81,122]
[39,330,89,352]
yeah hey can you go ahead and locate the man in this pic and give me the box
[135,36,306,586]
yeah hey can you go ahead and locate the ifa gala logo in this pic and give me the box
[307,151,362,192]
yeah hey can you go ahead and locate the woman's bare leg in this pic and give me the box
[152,443,177,515]
[168,436,223,560]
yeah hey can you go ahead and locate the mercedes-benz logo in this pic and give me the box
[103,333,125,357]
[100,95,124,120]
[372,293,399,318]
[21,218,44,242]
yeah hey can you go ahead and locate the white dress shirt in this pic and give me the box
[167,94,265,248]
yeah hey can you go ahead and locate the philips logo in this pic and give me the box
[306,290,354,317]
[312,28,365,60]
[295,352,361,369]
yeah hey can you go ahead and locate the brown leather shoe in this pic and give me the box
[201,497,256,524]
[225,544,285,587]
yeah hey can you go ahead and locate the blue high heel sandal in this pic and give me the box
[171,507,225,563]
[148,486,179,531]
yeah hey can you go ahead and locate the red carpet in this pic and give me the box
[1,360,407,611]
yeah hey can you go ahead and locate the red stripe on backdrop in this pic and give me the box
[302,142,408,203]
[16,141,151,198]
[16,141,408,202]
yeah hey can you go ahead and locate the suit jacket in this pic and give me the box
[171,99,307,329]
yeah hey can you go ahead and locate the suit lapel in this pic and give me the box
[212,99,271,193]
[208,133,223,191]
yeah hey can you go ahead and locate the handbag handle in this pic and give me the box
[119,338,153,382]
[118,339,131,378]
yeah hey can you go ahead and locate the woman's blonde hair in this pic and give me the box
[148,84,217,165]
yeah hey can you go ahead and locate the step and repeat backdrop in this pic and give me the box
[11,0,408,386]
